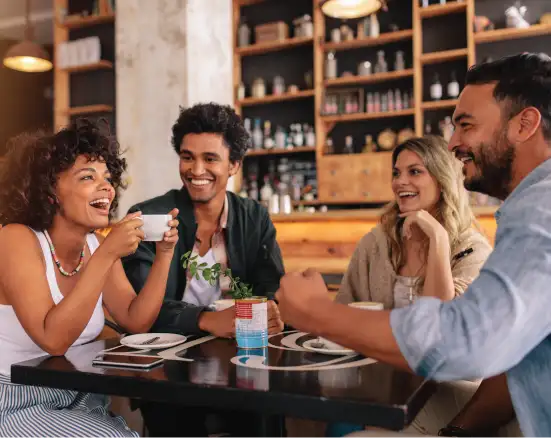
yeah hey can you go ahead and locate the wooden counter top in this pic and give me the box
[271,206,499,222]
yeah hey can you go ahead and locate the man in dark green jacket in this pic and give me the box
[122,102,285,436]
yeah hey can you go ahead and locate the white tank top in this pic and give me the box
[0,230,105,376]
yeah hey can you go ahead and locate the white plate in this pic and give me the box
[302,339,356,356]
[120,333,187,350]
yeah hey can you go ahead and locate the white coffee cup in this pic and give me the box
[140,214,171,241]
[319,301,384,350]
[213,299,235,311]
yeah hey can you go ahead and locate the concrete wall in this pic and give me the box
[116,0,233,217]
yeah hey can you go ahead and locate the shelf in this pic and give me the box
[324,69,414,87]
[59,14,115,29]
[474,24,551,44]
[237,0,265,5]
[246,147,316,157]
[238,89,315,106]
[64,105,113,116]
[60,60,113,73]
[420,48,468,65]
[321,108,415,123]
[422,99,459,110]
[293,200,322,206]
[236,36,313,56]
[322,29,413,52]
[419,2,467,19]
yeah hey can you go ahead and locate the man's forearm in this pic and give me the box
[313,302,411,371]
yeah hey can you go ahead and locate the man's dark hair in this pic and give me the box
[171,102,251,162]
[465,52,551,141]
[0,119,126,230]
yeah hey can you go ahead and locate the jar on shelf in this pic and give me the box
[251,78,266,98]
[273,76,285,95]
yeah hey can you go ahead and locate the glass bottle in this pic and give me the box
[374,50,388,74]
[430,73,443,101]
[252,118,263,150]
[447,71,460,98]
[238,17,251,47]
[394,51,405,71]
[325,52,337,79]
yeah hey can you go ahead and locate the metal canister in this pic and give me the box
[235,296,268,349]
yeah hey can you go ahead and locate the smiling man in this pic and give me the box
[276,53,551,437]
[122,102,285,436]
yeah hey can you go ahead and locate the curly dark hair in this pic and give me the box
[171,102,251,162]
[466,52,551,141]
[0,119,127,230]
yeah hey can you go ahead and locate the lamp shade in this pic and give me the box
[3,40,53,72]
[320,0,383,19]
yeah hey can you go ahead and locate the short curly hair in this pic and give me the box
[0,119,127,231]
[171,102,251,162]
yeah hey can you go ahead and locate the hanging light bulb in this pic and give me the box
[320,0,388,19]
[3,0,53,73]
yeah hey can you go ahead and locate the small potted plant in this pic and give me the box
[182,252,268,349]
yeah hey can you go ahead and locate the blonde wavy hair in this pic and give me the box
[381,135,475,277]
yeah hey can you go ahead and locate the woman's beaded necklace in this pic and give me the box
[44,230,85,277]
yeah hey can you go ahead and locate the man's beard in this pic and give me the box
[465,130,515,200]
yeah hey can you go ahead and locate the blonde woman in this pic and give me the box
[333,136,492,436]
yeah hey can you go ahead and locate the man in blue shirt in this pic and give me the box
[275,52,551,437]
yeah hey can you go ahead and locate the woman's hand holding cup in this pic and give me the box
[101,211,145,260]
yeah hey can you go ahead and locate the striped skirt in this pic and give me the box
[0,374,139,437]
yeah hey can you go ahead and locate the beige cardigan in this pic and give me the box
[336,224,493,309]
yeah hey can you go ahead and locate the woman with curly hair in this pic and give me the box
[0,119,178,437]
[331,136,493,436]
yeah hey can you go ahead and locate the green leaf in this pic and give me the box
[183,251,192,258]
[225,269,232,277]
[183,261,188,269]
[196,274,200,280]
[203,269,211,281]
[198,262,208,268]
[212,263,221,272]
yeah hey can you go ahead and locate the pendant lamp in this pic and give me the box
[3,0,53,73]
[320,0,388,19]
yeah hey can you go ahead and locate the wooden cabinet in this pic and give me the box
[318,152,394,203]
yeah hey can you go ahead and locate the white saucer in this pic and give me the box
[120,333,187,350]
[302,339,355,356]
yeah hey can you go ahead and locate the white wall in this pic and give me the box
[116,0,233,217]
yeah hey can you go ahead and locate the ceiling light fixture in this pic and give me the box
[320,0,388,19]
[3,0,53,73]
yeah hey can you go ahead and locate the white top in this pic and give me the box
[182,249,221,307]
[0,230,105,376]
[393,275,419,309]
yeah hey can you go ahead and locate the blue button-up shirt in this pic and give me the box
[391,157,551,437]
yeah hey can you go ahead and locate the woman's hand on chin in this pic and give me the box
[400,209,447,242]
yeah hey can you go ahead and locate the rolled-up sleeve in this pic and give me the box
[390,210,551,382]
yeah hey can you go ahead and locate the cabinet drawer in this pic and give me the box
[317,153,394,203]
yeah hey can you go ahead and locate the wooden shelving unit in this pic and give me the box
[419,1,467,19]
[322,29,413,52]
[324,69,414,87]
[60,60,113,74]
[236,36,313,56]
[232,0,551,210]
[53,0,116,129]
[422,99,459,110]
[59,13,115,30]
[474,24,551,44]
[321,108,415,124]
[420,48,469,65]
[65,105,113,116]
[239,89,315,106]
[247,147,316,157]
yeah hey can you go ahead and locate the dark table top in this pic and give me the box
[11,331,434,430]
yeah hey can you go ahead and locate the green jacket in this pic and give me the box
[122,188,285,335]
